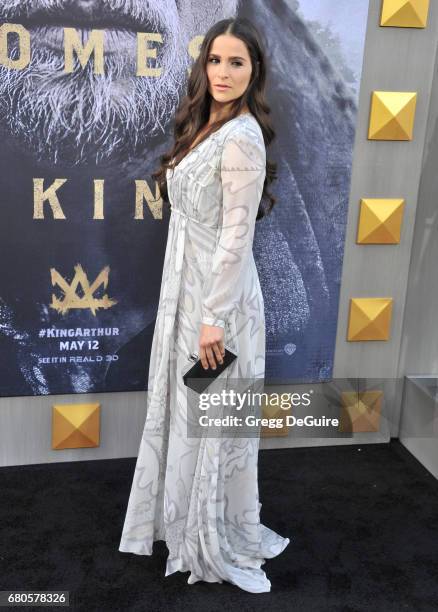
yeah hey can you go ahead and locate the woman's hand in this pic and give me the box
[199,323,225,370]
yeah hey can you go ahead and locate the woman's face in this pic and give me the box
[206,34,253,106]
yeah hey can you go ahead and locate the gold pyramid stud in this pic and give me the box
[368,91,417,140]
[52,402,100,449]
[339,391,383,432]
[347,297,393,341]
[380,0,429,28]
[357,198,405,243]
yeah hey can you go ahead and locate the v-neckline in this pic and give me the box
[171,113,253,170]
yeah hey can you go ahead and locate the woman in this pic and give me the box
[119,17,290,593]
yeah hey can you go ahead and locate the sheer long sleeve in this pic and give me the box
[201,129,266,329]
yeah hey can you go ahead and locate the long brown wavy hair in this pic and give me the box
[152,17,277,220]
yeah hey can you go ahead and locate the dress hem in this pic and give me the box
[119,532,291,594]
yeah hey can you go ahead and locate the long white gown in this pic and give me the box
[119,112,290,593]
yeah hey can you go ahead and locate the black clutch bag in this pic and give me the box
[182,345,237,394]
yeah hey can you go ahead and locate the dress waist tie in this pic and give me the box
[143,205,218,432]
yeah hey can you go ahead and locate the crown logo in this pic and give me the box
[50,263,117,315]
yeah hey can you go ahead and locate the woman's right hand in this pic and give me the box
[199,323,225,370]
